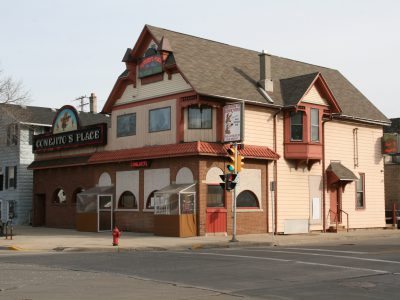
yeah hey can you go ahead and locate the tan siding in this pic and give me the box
[302,85,329,106]
[244,105,274,147]
[183,108,217,142]
[106,99,177,151]
[324,121,385,229]
[115,73,192,106]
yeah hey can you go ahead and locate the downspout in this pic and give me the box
[272,109,281,234]
[322,116,333,232]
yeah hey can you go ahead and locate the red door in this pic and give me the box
[205,185,227,234]
[330,186,342,223]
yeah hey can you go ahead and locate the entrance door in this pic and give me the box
[206,185,227,234]
[98,195,113,232]
[33,194,46,226]
[329,185,342,223]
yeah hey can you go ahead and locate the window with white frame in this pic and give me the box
[356,173,365,209]
[5,166,16,189]
[7,124,18,146]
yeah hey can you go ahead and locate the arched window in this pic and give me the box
[236,190,259,208]
[118,191,137,209]
[72,187,84,205]
[146,190,158,210]
[53,188,67,204]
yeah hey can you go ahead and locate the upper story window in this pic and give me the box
[290,111,303,141]
[311,108,319,142]
[188,106,212,129]
[149,107,171,132]
[28,128,34,145]
[117,113,136,137]
[5,166,17,189]
[0,167,3,191]
[7,124,18,146]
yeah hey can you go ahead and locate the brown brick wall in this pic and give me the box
[384,164,400,208]
[33,155,270,235]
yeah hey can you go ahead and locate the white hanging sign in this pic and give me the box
[223,103,243,142]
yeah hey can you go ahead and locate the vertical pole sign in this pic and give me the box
[223,102,244,242]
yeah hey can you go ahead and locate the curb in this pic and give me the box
[0,246,24,251]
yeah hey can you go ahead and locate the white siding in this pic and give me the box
[115,73,192,106]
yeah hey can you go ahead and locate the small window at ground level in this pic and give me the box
[237,190,259,208]
[149,107,171,132]
[53,188,67,204]
[118,191,137,209]
[290,111,303,141]
[207,185,224,207]
[146,190,158,210]
[188,107,212,129]
[356,173,365,209]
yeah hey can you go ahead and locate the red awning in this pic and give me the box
[88,141,279,164]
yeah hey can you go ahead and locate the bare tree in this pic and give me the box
[0,69,30,104]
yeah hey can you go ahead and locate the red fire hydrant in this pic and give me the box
[112,226,121,246]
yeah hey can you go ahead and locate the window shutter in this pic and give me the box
[5,167,9,189]
[14,166,17,188]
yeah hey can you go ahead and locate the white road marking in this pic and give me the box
[234,249,400,265]
[172,251,389,274]
[276,247,368,255]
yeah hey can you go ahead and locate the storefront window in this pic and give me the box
[118,191,137,209]
[237,190,259,208]
[146,190,157,210]
[188,107,212,129]
[207,185,224,207]
[72,187,84,205]
[149,107,171,132]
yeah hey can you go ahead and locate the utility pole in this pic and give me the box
[74,95,89,112]
[230,142,239,242]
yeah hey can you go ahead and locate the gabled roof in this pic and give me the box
[0,103,110,127]
[141,25,388,124]
[280,73,319,107]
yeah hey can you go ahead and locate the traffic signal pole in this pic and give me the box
[230,142,239,243]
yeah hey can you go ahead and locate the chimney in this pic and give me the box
[258,50,273,92]
[89,93,97,113]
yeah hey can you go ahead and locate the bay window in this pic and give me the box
[188,106,212,129]
[311,108,319,142]
[290,111,303,141]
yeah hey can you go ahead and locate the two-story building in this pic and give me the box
[29,25,390,235]
[0,103,56,225]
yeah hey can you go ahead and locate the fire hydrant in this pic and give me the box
[112,226,121,246]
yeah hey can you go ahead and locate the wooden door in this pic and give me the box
[329,186,342,223]
[33,194,46,226]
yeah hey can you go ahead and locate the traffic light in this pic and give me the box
[227,146,236,173]
[219,173,237,191]
[237,154,245,172]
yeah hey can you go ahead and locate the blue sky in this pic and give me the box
[1,0,399,118]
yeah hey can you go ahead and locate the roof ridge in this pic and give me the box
[146,25,338,72]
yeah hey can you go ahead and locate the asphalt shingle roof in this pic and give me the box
[0,103,110,127]
[145,25,388,123]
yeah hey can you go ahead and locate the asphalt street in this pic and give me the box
[1,240,400,299]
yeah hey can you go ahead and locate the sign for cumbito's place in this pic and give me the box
[32,105,107,153]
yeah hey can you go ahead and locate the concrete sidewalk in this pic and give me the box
[1,226,400,252]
